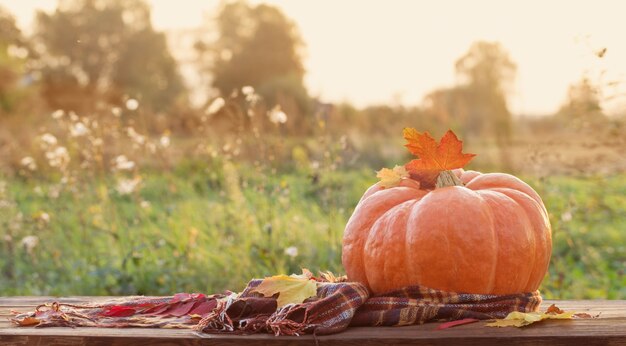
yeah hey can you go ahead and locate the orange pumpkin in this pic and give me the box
[342,169,552,295]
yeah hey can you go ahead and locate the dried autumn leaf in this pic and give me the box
[376,165,409,188]
[573,313,596,319]
[252,274,317,307]
[14,316,40,326]
[319,271,347,283]
[486,308,576,328]
[403,129,475,186]
[546,303,564,314]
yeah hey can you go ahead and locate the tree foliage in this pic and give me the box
[0,6,32,115]
[35,0,185,113]
[455,41,516,146]
[424,41,516,169]
[200,1,310,125]
[556,78,606,125]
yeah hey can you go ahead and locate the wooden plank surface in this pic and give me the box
[1,298,625,345]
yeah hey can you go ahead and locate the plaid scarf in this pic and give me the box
[12,280,541,336]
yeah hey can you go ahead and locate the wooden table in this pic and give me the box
[1,297,625,345]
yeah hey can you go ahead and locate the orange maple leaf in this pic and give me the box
[403,129,475,187]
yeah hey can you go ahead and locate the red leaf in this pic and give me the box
[403,129,475,187]
[102,306,137,317]
[436,318,479,330]
[142,303,171,315]
[169,301,197,317]
[189,300,217,316]
[172,293,201,302]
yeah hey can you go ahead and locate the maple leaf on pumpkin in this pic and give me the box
[403,128,475,172]
[403,129,475,187]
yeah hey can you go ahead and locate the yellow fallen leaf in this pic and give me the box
[486,308,575,328]
[376,165,409,188]
[252,274,317,307]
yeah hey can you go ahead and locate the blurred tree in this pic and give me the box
[423,87,472,137]
[0,7,32,115]
[456,41,516,136]
[198,1,310,132]
[556,77,606,126]
[424,42,516,170]
[35,0,185,114]
[455,42,516,155]
[112,28,185,112]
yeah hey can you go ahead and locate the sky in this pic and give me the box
[4,0,626,115]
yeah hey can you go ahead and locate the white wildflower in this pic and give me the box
[242,86,254,95]
[116,177,142,195]
[206,97,225,115]
[20,235,39,254]
[111,107,122,117]
[48,185,61,199]
[113,155,135,171]
[284,246,298,258]
[46,146,70,169]
[70,122,89,137]
[140,200,151,209]
[126,98,139,110]
[20,157,37,171]
[159,135,170,148]
[242,86,260,103]
[40,133,57,146]
[126,127,146,145]
[69,111,79,122]
[561,211,573,222]
[51,109,64,119]
[268,105,287,124]
[38,212,50,223]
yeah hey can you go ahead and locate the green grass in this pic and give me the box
[0,164,624,299]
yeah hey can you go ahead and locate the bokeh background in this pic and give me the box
[0,0,624,298]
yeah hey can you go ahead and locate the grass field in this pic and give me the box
[1,160,624,299]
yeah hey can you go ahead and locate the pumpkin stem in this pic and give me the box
[436,170,464,188]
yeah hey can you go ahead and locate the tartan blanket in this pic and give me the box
[12,279,541,336]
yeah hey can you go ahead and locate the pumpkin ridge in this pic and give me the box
[364,199,417,293]
[342,186,423,287]
[487,187,551,292]
[475,189,498,293]
[466,173,545,211]
[486,188,538,291]
[404,197,427,290]
[361,185,421,205]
